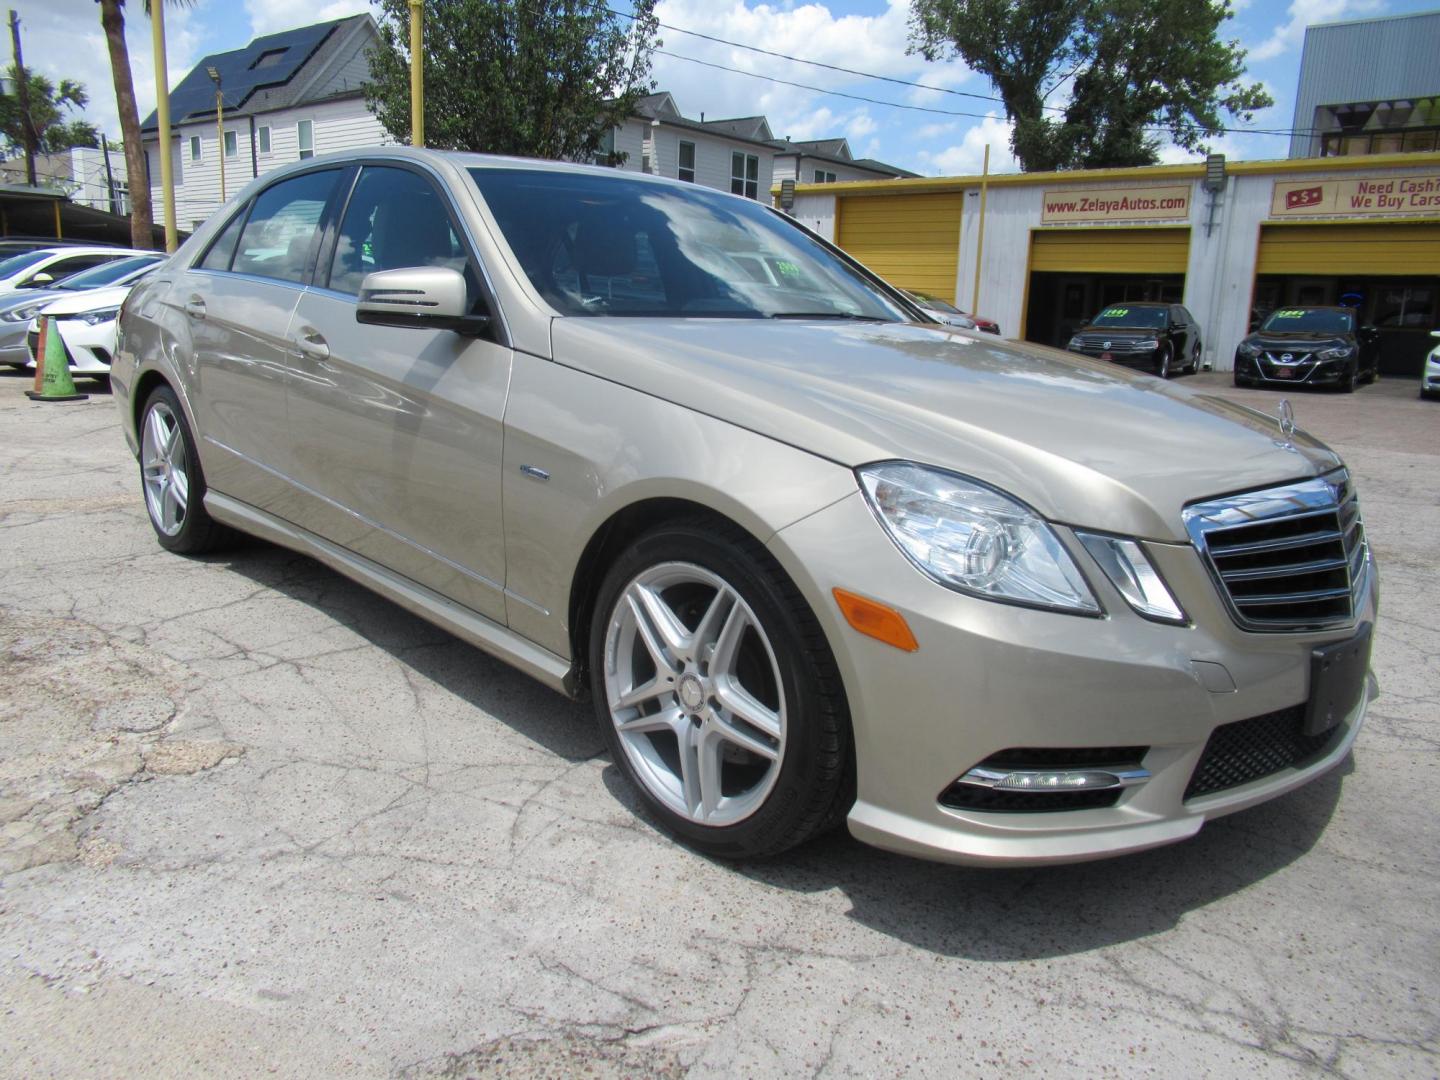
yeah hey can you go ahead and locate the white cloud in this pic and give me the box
[8,0,205,144]
[1248,0,1386,62]
[246,0,370,38]
[914,112,1018,176]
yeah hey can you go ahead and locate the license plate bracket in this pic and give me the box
[1274,367,1294,378]
[1304,623,1371,736]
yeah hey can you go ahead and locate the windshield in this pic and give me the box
[0,250,52,278]
[54,255,162,290]
[468,168,906,320]
[1260,307,1354,334]
[1089,305,1168,329]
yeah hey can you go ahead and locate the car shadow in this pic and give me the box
[213,538,599,764]
[213,534,1347,960]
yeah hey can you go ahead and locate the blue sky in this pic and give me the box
[14,0,1440,175]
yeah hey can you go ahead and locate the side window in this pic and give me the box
[190,135,201,162]
[198,204,250,271]
[34,253,118,283]
[258,126,272,154]
[326,166,473,297]
[232,169,339,284]
[297,119,314,160]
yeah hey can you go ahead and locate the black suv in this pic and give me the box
[1065,302,1201,379]
[1233,307,1378,393]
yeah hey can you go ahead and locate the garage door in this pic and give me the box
[1029,227,1191,274]
[1256,222,1440,275]
[836,193,963,302]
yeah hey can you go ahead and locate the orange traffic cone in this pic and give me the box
[26,315,87,402]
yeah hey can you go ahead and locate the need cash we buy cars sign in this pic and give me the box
[1272,173,1440,217]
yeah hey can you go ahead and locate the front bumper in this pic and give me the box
[0,320,31,365]
[23,317,116,375]
[1234,352,1353,385]
[1069,345,1160,370]
[767,491,1377,866]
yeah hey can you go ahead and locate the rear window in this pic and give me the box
[1260,308,1354,334]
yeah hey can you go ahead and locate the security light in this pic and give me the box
[1203,153,1225,193]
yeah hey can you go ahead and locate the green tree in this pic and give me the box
[0,68,99,155]
[909,0,1272,171]
[364,0,660,161]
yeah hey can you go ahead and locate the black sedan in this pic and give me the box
[1233,307,1378,393]
[1065,302,1201,378]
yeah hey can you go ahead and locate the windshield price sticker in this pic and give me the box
[1101,308,1129,318]
[1273,309,1306,319]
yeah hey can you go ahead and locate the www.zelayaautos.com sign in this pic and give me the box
[1040,185,1192,224]
[1271,173,1440,217]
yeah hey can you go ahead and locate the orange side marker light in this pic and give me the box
[833,588,919,652]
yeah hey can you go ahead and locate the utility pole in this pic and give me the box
[8,10,38,187]
[207,66,225,202]
[151,0,177,251]
[101,133,118,214]
[409,0,424,147]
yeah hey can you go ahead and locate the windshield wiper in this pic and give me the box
[767,311,886,321]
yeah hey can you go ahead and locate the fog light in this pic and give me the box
[960,765,1150,791]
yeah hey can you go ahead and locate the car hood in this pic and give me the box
[1247,331,1353,349]
[39,284,132,316]
[550,319,1342,542]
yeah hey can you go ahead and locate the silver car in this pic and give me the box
[112,149,1377,865]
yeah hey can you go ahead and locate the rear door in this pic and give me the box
[180,167,345,510]
[284,163,512,622]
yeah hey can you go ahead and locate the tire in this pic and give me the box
[1337,363,1356,394]
[138,385,232,554]
[588,517,851,858]
[1232,371,1251,388]
[1361,363,1377,385]
[1155,343,1173,379]
[1190,342,1202,373]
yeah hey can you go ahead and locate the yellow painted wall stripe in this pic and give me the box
[1256,222,1440,275]
[836,193,963,302]
[1028,228,1191,274]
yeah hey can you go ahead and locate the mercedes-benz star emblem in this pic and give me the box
[1276,399,1296,441]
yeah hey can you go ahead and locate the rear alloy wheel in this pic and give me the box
[590,520,850,858]
[1155,343,1174,379]
[139,386,231,553]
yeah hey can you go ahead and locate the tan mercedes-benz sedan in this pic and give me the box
[111,149,1377,865]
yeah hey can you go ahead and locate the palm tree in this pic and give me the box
[97,0,184,250]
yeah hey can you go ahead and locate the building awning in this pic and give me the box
[0,186,175,248]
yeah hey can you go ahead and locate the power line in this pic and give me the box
[654,48,1310,139]
[618,7,1314,138]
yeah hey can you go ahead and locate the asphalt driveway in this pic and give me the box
[0,368,1435,1077]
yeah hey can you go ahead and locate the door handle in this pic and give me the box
[295,327,329,361]
[184,296,206,320]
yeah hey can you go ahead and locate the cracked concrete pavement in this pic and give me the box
[0,368,1436,1077]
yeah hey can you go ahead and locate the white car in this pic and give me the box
[1424,331,1440,401]
[24,276,152,383]
[0,254,164,367]
[0,246,140,295]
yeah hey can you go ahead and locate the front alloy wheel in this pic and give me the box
[590,520,851,857]
[1155,343,1173,379]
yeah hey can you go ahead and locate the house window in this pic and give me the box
[814,169,837,183]
[730,152,759,199]
[224,130,237,157]
[642,151,652,174]
[678,141,696,182]
[258,126,272,154]
[297,119,314,160]
[189,135,201,162]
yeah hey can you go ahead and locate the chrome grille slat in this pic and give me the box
[1182,470,1369,633]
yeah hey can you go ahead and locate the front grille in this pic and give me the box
[1183,470,1367,632]
[1184,705,1339,800]
[939,745,1148,814]
[1074,334,1153,353]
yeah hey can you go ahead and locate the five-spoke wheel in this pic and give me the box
[138,386,230,553]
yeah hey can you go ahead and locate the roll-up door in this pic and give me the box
[836,193,963,302]
[1029,227,1191,274]
[1256,222,1440,276]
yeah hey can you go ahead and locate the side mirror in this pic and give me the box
[23,272,54,287]
[355,266,489,335]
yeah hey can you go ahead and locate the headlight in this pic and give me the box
[1075,533,1186,624]
[1135,338,1160,350]
[857,462,1100,615]
[1237,341,1261,357]
[3,303,45,322]
[1066,336,1083,349]
[1317,346,1352,361]
[75,307,120,326]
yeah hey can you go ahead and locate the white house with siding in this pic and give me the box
[140,15,387,230]
[607,92,914,199]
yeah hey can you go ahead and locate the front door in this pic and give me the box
[283,164,512,623]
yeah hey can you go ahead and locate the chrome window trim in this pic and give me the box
[1182,469,1370,633]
